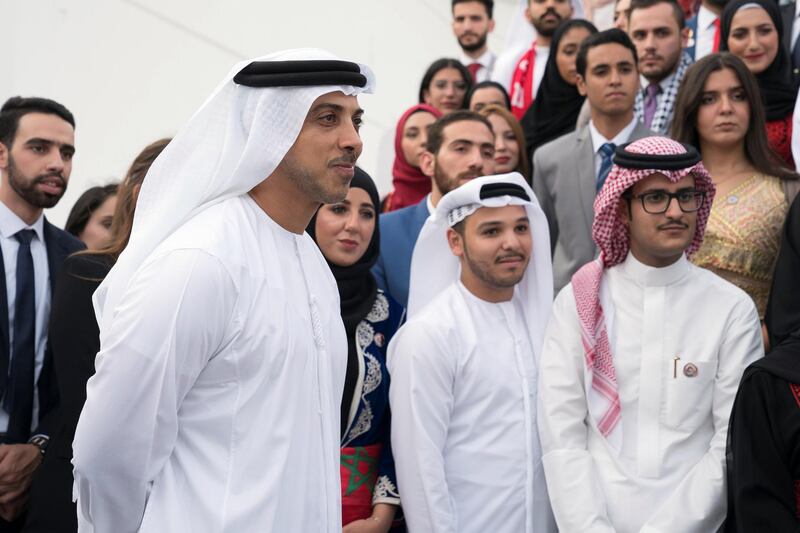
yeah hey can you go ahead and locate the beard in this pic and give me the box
[531,9,563,37]
[7,156,66,209]
[432,163,475,197]
[279,151,356,205]
[458,31,488,53]
[462,239,527,289]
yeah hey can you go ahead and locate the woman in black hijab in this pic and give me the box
[720,0,796,166]
[520,19,598,160]
[726,194,800,531]
[307,168,403,532]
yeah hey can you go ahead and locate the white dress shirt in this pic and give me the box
[390,282,555,533]
[0,201,48,434]
[73,194,347,533]
[492,43,550,98]
[695,6,719,60]
[460,49,496,83]
[588,117,639,177]
[538,253,763,533]
[639,71,676,108]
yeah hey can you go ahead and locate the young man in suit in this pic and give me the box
[373,110,495,308]
[532,29,653,292]
[685,0,727,60]
[0,96,84,530]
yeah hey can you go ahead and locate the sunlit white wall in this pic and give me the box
[3,0,521,226]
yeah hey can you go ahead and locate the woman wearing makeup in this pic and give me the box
[720,0,796,166]
[672,53,799,338]
[382,104,443,213]
[307,168,404,533]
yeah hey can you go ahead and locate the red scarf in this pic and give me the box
[510,43,537,120]
[385,104,443,212]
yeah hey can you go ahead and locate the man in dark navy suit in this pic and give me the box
[0,97,84,530]
[373,110,495,308]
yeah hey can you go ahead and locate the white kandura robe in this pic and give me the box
[538,253,764,533]
[389,282,556,533]
[72,194,346,533]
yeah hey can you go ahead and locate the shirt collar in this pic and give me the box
[426,193,435,215]
[460,49,495,68]
[0,200,45,243]
[588,117,639,154]
[698,5,718,30]
[795,1,800,18]
[640,69,676,93]
[619,250,690,287]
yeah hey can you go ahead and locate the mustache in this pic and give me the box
[35,173,65,186]
[328,155,357,166]
[542,8,562,18]
[495,252,525,263]
[657,220,689,230]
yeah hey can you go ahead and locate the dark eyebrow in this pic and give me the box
[310,103,365,116]
[24,137,75,154]
[360,202,376,210]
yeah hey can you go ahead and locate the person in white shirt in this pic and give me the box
[538,137,764,533]
[390,173,556,533]
[533,29,653,291]
[627,0,693,134]
[494,0,574,119]
[452,0,497,82]
[686,0,726,60]
[71,50,375,533]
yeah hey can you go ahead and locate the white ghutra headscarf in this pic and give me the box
[93,49,375,334]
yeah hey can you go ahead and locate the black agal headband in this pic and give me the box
[233,60,367,88]
[613,142,702,170]
[479,182,531,201]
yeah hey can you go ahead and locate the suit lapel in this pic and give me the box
[576,126,596,236]
[0,244,8,384]
[42,219,67,293]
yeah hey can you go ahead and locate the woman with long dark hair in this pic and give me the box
[64,184,118,250]
[478,104,531,183]
[307,168,404,532]
[520,19,598,160]
[672,53,799,324]
[720,0,796,166]
[23,138,170,533]
[418,58,472,114]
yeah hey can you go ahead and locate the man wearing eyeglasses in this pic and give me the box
[537,137,763,533]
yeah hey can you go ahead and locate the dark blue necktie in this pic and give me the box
[4,229,36,442]
[597,142,616,193]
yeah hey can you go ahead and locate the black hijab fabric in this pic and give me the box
[520,19,598,159]
[720,0,796,122]
[306,167,381,438]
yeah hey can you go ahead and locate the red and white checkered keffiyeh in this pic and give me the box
[571,136,715,450]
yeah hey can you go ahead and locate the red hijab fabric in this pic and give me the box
[385,104,443,212]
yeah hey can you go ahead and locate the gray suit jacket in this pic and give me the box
[532,121,653,292]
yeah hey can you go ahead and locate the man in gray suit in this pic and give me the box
[533,29,653,291]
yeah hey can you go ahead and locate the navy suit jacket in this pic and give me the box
[372,199,429,309]
[686,16,698,61]
[0,218,84,441]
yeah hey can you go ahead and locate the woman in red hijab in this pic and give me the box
[382,104,443,212]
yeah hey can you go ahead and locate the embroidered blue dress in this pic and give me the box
[340,289,404,515]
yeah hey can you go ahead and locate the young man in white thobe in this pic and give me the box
[390,173,556,533]
[71,50,374,533]
[538,137,763,533]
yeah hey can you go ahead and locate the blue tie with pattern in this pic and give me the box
[597,142,616,193]
[5,229,36,442]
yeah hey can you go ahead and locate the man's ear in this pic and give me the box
[0,142,9,171]
[419,150,436,179]
[447,227,464,257]
[488,19,496,33]
[576,74,587,97]
[618,197,631,225]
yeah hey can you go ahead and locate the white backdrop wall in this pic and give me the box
[4,0,521,226]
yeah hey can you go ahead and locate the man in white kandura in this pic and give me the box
[538,137,763,533]
[71,50,374,532]
[390,173,556,533]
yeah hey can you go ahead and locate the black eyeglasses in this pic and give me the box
[623,189,706,214]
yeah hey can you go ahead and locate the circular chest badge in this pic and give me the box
[683,363,699,378]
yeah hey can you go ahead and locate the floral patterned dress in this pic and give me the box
[340,290,405,525]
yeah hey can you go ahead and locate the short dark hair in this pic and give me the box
[425,110,494,155]
[452,0,494,18]
[418,58,473,106]
[628,0,685,29]
[576,28,639,77]
[467,81,511,110]
[0,96,75,149]
[64,184,119,238]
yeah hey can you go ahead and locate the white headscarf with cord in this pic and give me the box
[92,48,375,334]
[407,172,553,353]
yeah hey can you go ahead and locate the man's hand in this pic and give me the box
[342,517,391,533]
[0,492,28,522]
[0,444,42,504]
